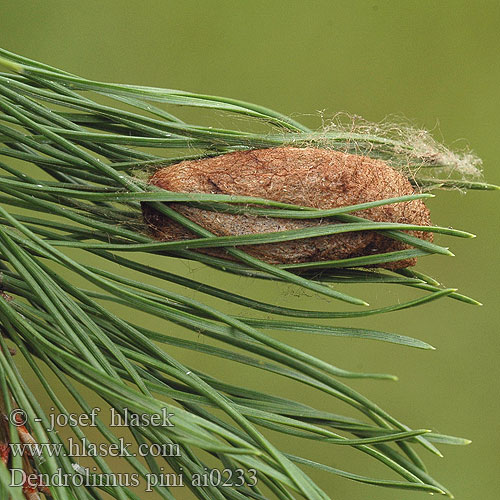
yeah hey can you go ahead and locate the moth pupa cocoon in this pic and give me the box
[142,147,432,269]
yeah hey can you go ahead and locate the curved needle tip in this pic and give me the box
[369,374,398,381]
[345,298,370,307]
[465,297,483,306]
[344,295,370,307]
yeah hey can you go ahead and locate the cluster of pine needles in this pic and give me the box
[0,48,497,500]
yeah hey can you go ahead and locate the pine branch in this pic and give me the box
[0,48,496,500]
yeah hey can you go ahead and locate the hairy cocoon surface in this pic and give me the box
[142,147,432,269]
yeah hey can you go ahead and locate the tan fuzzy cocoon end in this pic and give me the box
[142,147,432,269]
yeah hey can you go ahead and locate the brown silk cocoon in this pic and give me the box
[142,147,432,269]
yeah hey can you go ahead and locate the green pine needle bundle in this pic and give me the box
[0,48,496,500]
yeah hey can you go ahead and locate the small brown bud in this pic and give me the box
[143,147,432,269]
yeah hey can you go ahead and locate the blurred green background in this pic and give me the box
[1,1,499,499]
